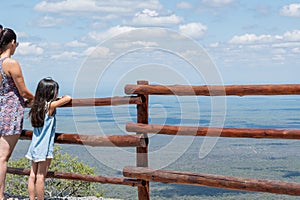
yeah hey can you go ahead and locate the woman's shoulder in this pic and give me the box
[3,57,19,65]
[2,58,21,76]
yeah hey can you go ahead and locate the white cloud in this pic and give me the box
[88,26,137,42]
[272,54,285,62]
[180,50,201,58]
[16,32,27,38]
[141,9,159,17]
[66,40,87,47]
[51,51,79,59]
[114,40,159,49]
[283,30,300,41]
[179,23,208,39]
[132,41,158,47]
[177,2,192,9]
[272,42,300,48]
[211,30,300,68]
[35,0,122,13]
[83,46,97,56]
[34,0,162,14]
[49,45,111,60]
[272,48,286,55]
[210,42,220,48]
[229,34,274,44]
[229,30,300,45]
[292,47,300,53]
[201,0,233,7]
[131,9,183,26]
[18,43,44,55]
[280,4,300,17]
[36,16,66,28]
[83,46,110,58]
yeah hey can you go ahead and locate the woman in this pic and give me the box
[0,25,34,199]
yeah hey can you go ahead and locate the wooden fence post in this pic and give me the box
[136,80,150,200]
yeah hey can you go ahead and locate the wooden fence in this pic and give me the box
[7,81,300,200]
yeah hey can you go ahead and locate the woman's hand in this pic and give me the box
[24,98,34,108]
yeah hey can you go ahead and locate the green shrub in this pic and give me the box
[7,145,103,198]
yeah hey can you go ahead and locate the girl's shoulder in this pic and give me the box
[47,95,71,116]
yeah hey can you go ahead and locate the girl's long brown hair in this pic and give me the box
[29,78,59,127]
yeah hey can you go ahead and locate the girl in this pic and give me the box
[25,78,71,200]
[0,25,34,199]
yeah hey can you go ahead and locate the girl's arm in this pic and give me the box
[48,95,71,115]
[5,59,34,100]
[50,95,72,109]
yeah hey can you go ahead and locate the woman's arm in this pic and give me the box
[5,59,34,100]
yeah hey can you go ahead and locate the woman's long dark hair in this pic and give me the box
[0,25,17,53]
[29,78,59,127]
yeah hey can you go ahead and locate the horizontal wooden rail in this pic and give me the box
[7,167,142,187]
[126,122,300,139]
[125,84,300,96]
[123,166,300,196]
[62,96,142,107]
[34,96,142,108]
[21,130,146,147]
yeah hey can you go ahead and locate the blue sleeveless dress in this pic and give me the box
[26,104,56,162]
[0,57,25,136]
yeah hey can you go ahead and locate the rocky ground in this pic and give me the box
[4,194,121,200]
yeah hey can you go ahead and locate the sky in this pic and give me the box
[1,0,300,96]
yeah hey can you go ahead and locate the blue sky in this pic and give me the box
[1,0,300,96]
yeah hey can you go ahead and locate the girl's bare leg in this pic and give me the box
[0,135,19,199]
[28,161,38,200]
[35,159,51,200]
